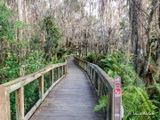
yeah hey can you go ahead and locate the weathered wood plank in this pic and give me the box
[0,86,10,120]
[16,87,24,120]
[30,60,102,120]
[25,75,66,120]
[0,61,67,120]
[75,57,115,120]
[3,62,67,93]
[39,75,44,97]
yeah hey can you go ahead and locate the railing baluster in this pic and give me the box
[90,67,92,78]
[59,67,61,78]
[39,75,44,98]
[61,66,62,77]
[85,63,87,71]
[87,63,89,75]
[52,69,55,83]
[97,77,100,96]
[16,87,24,120]
[63,66,65,75]
[62,66,64,75]
[58,67,61,79]
[65,65,66,74]
[90,67,92,79]
[49,70,52,86]
[92,69,95,85]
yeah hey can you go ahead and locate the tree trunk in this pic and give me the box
[17,0,23,62]
[129,0,142,72]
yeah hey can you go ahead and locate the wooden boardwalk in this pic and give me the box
[30,60,102,120]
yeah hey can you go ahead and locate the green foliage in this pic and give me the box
[10,92,16,120]
[24,79,40,114]
[57,47,66,59]
[30,35,42,51]
[84,53,97,63]
[0,51,46,83]
[42,16,62,61]
[0,5,14,42]
[84,52,105,64]
[14,20,28,29]
[94,96,108,112]
[84,52,159,119]
[85,52,139,86]
[0,4,65,120]
[0,54,19,83]
[24,51,45,74]
[123,86,157,120]
[100,52,138,85]
[147,84,160,108]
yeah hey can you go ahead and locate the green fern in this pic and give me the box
[123,86,157,120]
[94,96,108,112]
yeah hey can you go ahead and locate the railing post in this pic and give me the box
[59,67,61,78]
[87,63,89,75]
[112,76,121,120]
[91,68,94,81]
[97,77,101,96]
[83,62,84,68]
[90,67,92,78]
[39,75,44,98]
[50,70,52,84]
[61,66,63,77]
[52,69,55,83]
[15,64,25,120]
[65,65,67,74]
[16,87,24,120]
[62,66,64,76]
[63,65,65,75]
[0,86,10,120]
[58,67,60,79]
[93,70,96,86]
[85,62,87,71]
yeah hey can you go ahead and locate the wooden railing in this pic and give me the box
[0,61,67,120]
[74,57,121,120]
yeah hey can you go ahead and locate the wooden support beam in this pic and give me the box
[97,77,101,96]
[16,87,24,120]
[0,86,10,120]
[93,70,96,86]
[52,69,55,83]
[57,67,60,79]
[62,66,64,76]
[65,65,68,74]
[60,67,62,77]
[39,75,44,98]
[50,70,52,84]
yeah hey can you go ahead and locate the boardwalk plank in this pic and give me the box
[30,60,102,120]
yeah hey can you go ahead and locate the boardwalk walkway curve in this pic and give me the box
[0,57,121,120]
[30,59,102,120]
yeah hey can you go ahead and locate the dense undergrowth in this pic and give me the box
[0,4,66,120]
[84,52,160,120]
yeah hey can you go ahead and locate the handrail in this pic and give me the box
[74,57,121,120]
[0,61,68,120]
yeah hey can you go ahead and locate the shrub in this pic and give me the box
[84,52,159,119]
[123,86,157,120]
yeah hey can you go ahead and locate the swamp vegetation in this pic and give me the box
[0,0,160,120]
